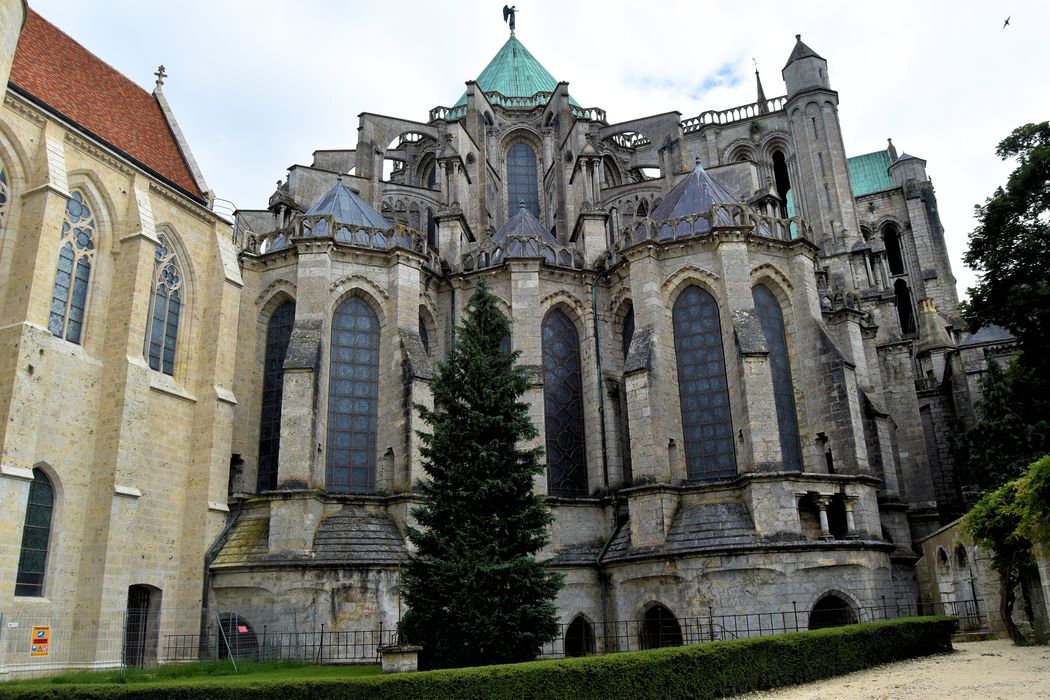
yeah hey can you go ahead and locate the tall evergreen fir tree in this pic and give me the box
[400,279,561,669]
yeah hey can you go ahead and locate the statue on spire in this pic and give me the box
[503,5,517,33]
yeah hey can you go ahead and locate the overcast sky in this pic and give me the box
[29,0,1050,298]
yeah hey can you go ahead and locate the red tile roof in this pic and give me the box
[9,10,206,203]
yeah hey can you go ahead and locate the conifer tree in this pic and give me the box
[400,279,561,669]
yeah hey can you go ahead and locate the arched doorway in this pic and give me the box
[125,585,161,668]
[809,593,858,629]
[639,604,683,649]
[217,613,259,660]
[564,615,595,657]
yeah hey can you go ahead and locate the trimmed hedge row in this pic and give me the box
[1,617,956,700]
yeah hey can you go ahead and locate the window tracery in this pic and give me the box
[48,191,96,344]
[146,234,184,375]
[543,309,587,497]
[327,296,379,493]
[672,286,736,480]
[506,142,540,219]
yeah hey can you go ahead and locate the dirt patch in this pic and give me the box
[732,639,1050,699]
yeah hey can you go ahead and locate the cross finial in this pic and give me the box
[154,65,167,87]
[752,57,758,72]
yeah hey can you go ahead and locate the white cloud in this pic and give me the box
[29,0,1050,298]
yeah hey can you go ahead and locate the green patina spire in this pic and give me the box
[451,34,578,110]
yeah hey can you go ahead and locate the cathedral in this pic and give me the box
[0,2,1009,672]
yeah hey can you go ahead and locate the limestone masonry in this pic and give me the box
[0,0,1015,671]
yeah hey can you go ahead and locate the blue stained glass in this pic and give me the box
[507,143,540,219]
[673,286,736,480]
[327,297,379,494]
[753,285,802,471]
[147,237,183,375]
[543,309,587,496]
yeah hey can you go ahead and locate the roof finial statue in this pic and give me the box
[503,5,517,33]
[154,65,166,88]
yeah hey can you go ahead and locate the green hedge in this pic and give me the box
[0,617,956,700]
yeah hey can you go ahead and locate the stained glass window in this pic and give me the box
[672,286,736,480]
[15,469,54,597]
[543,309,587,496]
[507,143,540,219]
[327,296,379,493]
[257,300,295,492]
[146,235,183,375]
[753,285,802,471]
[48,191,96,344]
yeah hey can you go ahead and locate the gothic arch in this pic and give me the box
[255,288,297,363]
[660,263,722,303]
[541,289,590,330]
[329,274,390,316]
[0,120,31,185]
[254,279,298,309]
[749,263,794,293]
[146,226,194,378]
[725,140,756,163]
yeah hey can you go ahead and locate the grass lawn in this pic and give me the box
[1,660,382,688]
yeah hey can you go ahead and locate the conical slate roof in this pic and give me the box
[453,35,578,109]
[304,178,392,231]
[651,161,740,223]
[784,34,824,68]
[492,205,559,247]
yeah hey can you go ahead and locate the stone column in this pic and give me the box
[816,497,833,540]
[844,496,859,539]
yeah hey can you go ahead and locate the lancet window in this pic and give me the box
[15,469,55,597]
[327,296,379,493]
[257,300,295,492]
[146,235,184,375]
[507,142,540,219]
[48,191,96,344]
[672,286,736,480]
[753,285,802,471]
[542,309,587,497]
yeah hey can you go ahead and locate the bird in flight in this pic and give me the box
[1003,16,1011,29]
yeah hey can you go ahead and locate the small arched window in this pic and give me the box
[507,142,539,219]
[621,306,635,361]
[419,311,430,355]
[15,469,55,597]
[543,309,587,497]
[426,207,437,250]
[146,234,184,375]
[894,279,916,334]
[48,191,96,344]
[673,286,736,480]
[753,285,802,471]
[257,300,295,492]
[327,296,380,493]
[636,200,648,218]
[772,150,792,218]
[884,224,905,275]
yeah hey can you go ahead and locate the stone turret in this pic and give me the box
[782,34,830,98]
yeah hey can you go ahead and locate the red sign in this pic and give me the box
[237,625,248,633]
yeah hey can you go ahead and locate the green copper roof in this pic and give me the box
[452,34,578,111]
[848,150,895,197]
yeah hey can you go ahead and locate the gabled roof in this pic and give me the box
[9,10,206,203]
[304,178,392,231]
[453,34,578,109]
[848,150,895,197]
[784,34,824,68]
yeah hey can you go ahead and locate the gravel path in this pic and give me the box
[731,639,1050,699]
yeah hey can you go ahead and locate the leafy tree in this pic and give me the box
[400,279,561,669]
[964,455,1050,644]
[961,361,1049,504]
[962,121,1050,417]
